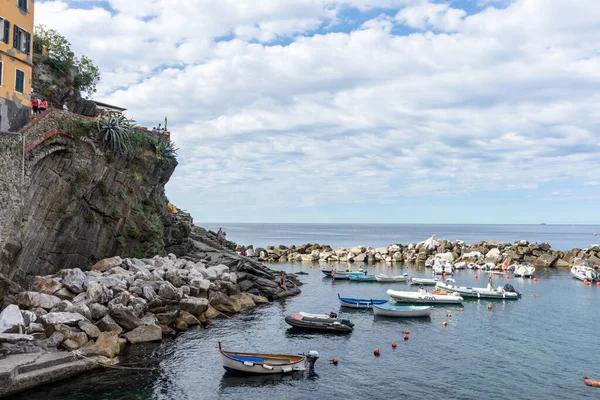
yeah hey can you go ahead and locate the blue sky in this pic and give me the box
[36,0,600,224]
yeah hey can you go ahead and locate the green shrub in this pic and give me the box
[97,114,134,154]
[132,203,144,214]
[127,224,141,238]
[146,213,163,237]
[155,139,178,159]
[132,172,141,182]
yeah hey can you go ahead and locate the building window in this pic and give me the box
[13,26,30,54]
[0,61,3,86]
[15,69,24,93]
[0,18,9,44]
[18,0,28,12]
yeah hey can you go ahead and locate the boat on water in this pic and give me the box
[338,294,387,309]
[436,278,520,299]
[386,288,463,304]
[372,304,432,318]
[571,261,599,282]
[433,259,454,275]
[375,273,408,282]
[348,273,377,282]
[513,264,535,278]
[331,270,358,280]
[218,342,319,374]
[321,269,333,277]
[284,312,354,332]
[584,376,600,388]
[454,262,467,270]
[409,277,438,286]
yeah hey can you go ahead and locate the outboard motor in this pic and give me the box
[340,319,354,327]
[329,312,338,319]
[306,351,319,372]
[503,283,516,293]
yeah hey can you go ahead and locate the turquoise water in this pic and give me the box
[15,262,600,400]
[202,223,600,251]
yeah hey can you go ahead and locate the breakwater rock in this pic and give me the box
[251,236,600,268]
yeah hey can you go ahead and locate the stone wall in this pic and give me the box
[0,98,30,133]
[0,132,24,289]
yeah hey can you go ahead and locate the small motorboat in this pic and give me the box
[375,273,408,282]
[284,312,354,333]
[348,273,377,282]
[338,294,387,309]
[513,264,535,278]
[584,376,600,388]
[372,304,432,318]
[218,342,319,374]
[386,288,463,304]
[571,261,599,282]
[409,277,438,286]
[436,278,520,299]
[331,269,357,280]
[433,259,454,275]
[321,269,333,277]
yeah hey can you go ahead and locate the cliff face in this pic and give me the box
[6,122,178,286]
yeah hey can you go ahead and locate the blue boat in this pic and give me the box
[321,270,333,277]
[348,273,377,282]
[338,294,387,309]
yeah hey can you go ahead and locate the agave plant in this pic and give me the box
[97,113,134,153]
[155,139,179,159]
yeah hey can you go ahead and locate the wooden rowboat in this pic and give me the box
[348,273,377,282]
[338,293,387,309]
[372,304,432,318]
[375,273,408,282]
[218,342,319,374]
[584,376,600,388]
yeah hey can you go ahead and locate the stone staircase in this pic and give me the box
[0,351,98,398]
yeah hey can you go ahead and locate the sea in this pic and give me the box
[12,224,600,400]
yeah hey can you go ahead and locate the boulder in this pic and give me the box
[484,248,502,264]
[87,281,112,304]
[14,292,61,311]
[91,256,123,272]
[534,254,558,268]
[123,325,162,344]
[179,297,209,316]
[92,331,121,358]
[26,322,45,334]
[158,282,178,299]
[89,303,109,320]
[96,315,124,335]
[555,259,570,268]
[32,276,63,295]
[109,304,144,331]
[53,288,76,300]
[210,293,241,314]
[65,303,92,320]
[247,293,269,305]
[155,310,179,326]
[78,320,101,339]
[142,286,158,302]
[20,310,36,326]
[108,292,130,308]
[40,312,86,326]
[178,310,200,326]
[62,339,81,351]
[0,333,34,343]
[353,253,367,263]
[173,319,188,331]
[203,305,222,319]
[0,305,25,333]
[46,331,65,347]
[58,268,87,294]
[230,293,256,309]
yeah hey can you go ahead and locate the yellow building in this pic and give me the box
[0,0,34,131]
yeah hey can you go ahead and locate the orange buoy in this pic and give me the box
[596,282,600,287]
[459,308,464,312]
[392,342,397,348]
[404,335,409,341]
[584,281,591,286]
[487,304,492,310]
[406,265,409,269]
[442,272,446,278]
[403,330,410,335]
[331,358,338,365]
[584,279,589,284]
[533,278,538,282]
[474,274,478,280]
[374,348,380,356]
[534,295,539,299]
[442,321,447,327]
[505,275,510,280]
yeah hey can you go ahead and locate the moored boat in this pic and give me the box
[348,273,377,282]
[571,262,600,282]
[338,293,387,309]
[436,278,520,299]
[513,264,535,278]
[331,269,357,280]
[433,259,454,275]
[409,277,438,286]
[321,269,333,277]
[284,312,354,332]
[372,304,432,317]
[386,288,463,304]
[375,273,408,282]
[218,342,319,374]
[584,376,600,388]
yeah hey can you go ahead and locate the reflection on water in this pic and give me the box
[219,370,318,390]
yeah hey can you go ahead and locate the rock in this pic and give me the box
[40,312,86,326]
[91,256,123,272]
[53,288,76,300]
[123,324,162,344]
[178,310,200,326]
[247,293,269,305]
[51,300,73,313]
[230,293,256,309]
[142,286,158,302]
[158,282,177,299]
[92,331,121,358]
[78,320,101,339]
[535,253,558,268]
[353,253,367,263]
[87,281,112,304]
[209,293,241,314]
[485,248,502,264]
[13,292,61,310]
[173,319,188,331]
[108,304,144,331]
[58,268,87,294]
[65,303,92,320]
[62,339,80,351]
[220,281,240,296]
[179,297,209,316]
[203,268,218,281]
[0,305,25,333]
[26,322,44,334]
[20,310,37,326]
[108,292,130,308]
[89,303,109,321]
[165,269,187,287]
[239,280,256,292]
[96,315,124,335]
[47,331,65,347]
[155,310,179,326]
[206,264,229,279]
[0,333,35,343]
[555,259,570,268]
[32,276,63,295]
[203,305,222,319]
[140,314,159,326]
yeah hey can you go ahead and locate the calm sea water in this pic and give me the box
[14,262,600,400]
[201,223,600,251]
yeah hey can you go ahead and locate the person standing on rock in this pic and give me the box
[217,228,223,246]
[222,231,227,246]
[32,96,39,115]
[39,99,48,113]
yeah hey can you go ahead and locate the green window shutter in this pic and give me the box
[15,70,24,93]
[13,26,18,48]
[18,0,27,11]
[0,62,3,86]
[25,31,30,54]
[3,20,8,44]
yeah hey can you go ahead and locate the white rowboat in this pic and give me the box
[372,304,432,317]
[386,288,463,304]
[219,342,319,374]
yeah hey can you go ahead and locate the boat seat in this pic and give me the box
[230,355,264,363]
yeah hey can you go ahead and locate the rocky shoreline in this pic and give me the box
[0,227,300,398]
[249,235,600,268]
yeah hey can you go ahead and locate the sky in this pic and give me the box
[35,0,600,224]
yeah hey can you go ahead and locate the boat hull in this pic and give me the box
[338,294,387,309]
[386,289,463,304]
[219,345,308,375]
[372,304,432,317]
[571,266,599,282]
[375,274,408,282]
[348,274,377,282]
[285,315,353,332]
[409,278,438,286]
[436,282,520,299]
